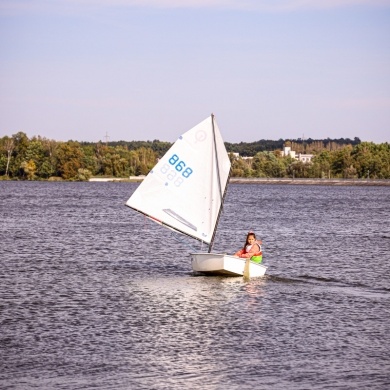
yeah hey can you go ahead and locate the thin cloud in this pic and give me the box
[2,0,390,14]
[69,0,390,10]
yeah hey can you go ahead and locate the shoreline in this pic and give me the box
[90,177,390,186]
[2,177,388,186]
[229,178,390,186]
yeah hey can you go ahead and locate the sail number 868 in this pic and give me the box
[160,154,193,180]
[168,154,193,177]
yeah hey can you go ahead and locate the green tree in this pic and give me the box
[23,139,46,178]
[0,136,15,176]
[252,151,286,178]
[128,150,139,176]
[331,145,354,178]
[55,141,84,180]
[76,168,92,181]
[20,160,37,180]
[288,161,311,178]
[311,150,331,178]
[351,142,390,179]
[81,144,99,176]
[231,157,252,177]
[8,132,29,177]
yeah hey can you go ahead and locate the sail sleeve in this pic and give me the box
[126,115,231,244]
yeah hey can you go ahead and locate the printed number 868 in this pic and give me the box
[160,154,193,185]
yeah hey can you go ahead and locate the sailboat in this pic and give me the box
[125,114,267,278]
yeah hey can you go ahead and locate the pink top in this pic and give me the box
[234,240,262,258]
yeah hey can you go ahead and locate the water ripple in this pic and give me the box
[1,182,389,389]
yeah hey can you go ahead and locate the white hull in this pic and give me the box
[190,253,267,277]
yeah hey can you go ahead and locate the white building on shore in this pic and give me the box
[282,146,313,163]
[231,148,313,163]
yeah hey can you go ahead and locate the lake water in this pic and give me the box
[1,182,389,390]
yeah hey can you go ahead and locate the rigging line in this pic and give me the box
[208,168,231,253]
[208,114,230,253]
[211,113,223,203]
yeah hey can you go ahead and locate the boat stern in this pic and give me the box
[190,252,267,277]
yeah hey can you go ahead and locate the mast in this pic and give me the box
[208,114,230,253]
[208,170,230,252]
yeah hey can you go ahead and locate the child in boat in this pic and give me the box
[234,231,263,261]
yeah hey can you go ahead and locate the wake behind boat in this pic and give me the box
[125,114,267,278]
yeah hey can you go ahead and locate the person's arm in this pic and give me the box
[238,243,261,258]
[234,248,244,257]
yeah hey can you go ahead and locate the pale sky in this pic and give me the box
[1,0,389,143]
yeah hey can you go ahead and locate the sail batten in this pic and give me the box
[126,115,231,245]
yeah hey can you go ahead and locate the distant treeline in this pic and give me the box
[80,136,362,157]
[1,132,389,180]
[81,139,173,157]
[225,137,362,156]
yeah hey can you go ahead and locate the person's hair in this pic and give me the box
[244,231,256,248]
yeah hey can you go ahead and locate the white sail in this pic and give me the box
[126,115,231,245]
